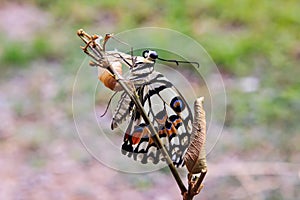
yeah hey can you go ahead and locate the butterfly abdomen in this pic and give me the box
[98,61,122,91]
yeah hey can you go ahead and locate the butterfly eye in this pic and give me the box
[149,50,158,59]
[142,50,158,60]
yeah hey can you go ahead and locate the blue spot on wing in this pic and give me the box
[170,96,186,113]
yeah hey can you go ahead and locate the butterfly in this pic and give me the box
[111,50,193,167]
[77,30,194,167]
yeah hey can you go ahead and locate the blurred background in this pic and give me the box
[0,0,299,199]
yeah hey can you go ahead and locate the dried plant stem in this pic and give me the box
[108,65,187,194]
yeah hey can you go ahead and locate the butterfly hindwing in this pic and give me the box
[118,68,193,167]
[111,92,133,129]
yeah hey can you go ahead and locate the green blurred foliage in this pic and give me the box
[1,0,298,132]
[0,1,298,199]
[1,41,31,66]
[1,0,299,149]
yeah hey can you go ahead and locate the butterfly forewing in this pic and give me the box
[112,57,193,167]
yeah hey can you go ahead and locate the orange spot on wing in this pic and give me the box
[174,101,181,107]
[164,124,178,137]
[173,118,182,127]
[131,126,150,145]
[132,131,143,145]
[149,136,154,145]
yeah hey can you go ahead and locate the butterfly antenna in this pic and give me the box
[157,57,200,68]
[109,35,136,68]
[110,35,131,47]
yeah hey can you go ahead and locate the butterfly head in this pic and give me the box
[142,50,158,61]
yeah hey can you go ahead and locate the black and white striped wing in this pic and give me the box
[112,61,193,167]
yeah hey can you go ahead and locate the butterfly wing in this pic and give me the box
[111,57,154,129]
[111,92,134,130]
[121,70,193,167]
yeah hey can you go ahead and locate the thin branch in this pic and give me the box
[77,29,187,195]
[109,62,187,194]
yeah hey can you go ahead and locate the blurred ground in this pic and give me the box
[0,1,299,200]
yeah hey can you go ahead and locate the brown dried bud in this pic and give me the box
[184,97,207,174]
